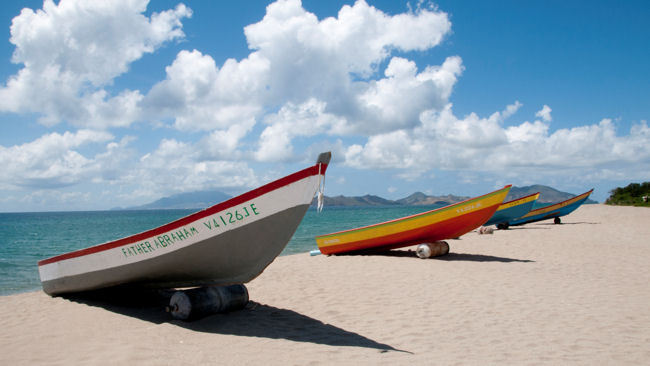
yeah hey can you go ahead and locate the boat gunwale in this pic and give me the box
[315,185,511,239]
[497,192,540,210]
[39,162,329,266]
[519,189,593,218]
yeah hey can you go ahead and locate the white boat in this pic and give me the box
[38,152,331,296]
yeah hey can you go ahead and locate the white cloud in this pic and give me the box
[535,104,552,122]
[0,0,191,128]
[421,103,510,149]
[345,101,650,182]
[139,0,456,160]
[236,0,456,155]
[0,128,262,204]
[494,100,523,121]
[345,129,427,175]
[127,138,259,200]
[196,122,255,161]
[1,0,649,210]
[357,56,463,133]
[137,0,649,188]
[255,99,347,162]
[143,49,268,132]
[0,130,113,189]
[244,0,451,77]
[92,136,139,183]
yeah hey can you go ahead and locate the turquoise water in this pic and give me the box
[0,205,442,296]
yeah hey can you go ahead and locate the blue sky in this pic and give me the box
[0,0,648,212]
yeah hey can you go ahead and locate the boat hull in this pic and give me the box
[508,189,593,226]
[316,186,511,255]
[483,192,539,227]
[40,205,308,295]
[39,153,331,296]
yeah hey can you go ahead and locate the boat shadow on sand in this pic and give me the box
[63,288,408,353]
[535,221,600,226]
[505,221,600,229]
[337,249,534,263]
[183,301,409,353]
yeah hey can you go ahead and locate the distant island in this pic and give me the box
[113,190,232,210]
[114,185,597,210]
[504,185,597,204]
[311,185,597,207]
[312,192,471,207]
[605,182,650,207]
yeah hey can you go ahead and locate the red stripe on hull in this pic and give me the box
[320,204,499,255]
[39,163,328,266]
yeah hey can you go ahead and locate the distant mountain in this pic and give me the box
[311,192,469,207]
[310,185,596,208]
[396,192,469,206]
[121,190,232,210]
[506,185,598,204]
[319,194,397,207]
[120,185,596,211]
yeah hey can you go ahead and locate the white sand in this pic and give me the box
[1,204,649,365]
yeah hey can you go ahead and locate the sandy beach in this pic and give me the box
[1,204,649,365]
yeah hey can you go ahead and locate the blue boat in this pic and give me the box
[508,189,593,226]
[484,192,539,229]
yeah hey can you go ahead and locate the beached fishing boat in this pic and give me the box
[508,189,593,226]
[315,185,511,255]
[483,192,540,229]
[38,152,331,296]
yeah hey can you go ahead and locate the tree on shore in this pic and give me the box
[605,182,650,207]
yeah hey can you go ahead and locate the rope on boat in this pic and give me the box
[317,163,326,213]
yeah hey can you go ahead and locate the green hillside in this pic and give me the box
[605,182,650,207]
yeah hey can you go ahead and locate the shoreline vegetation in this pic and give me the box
[605,182,650,207]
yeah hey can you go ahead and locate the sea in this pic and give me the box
[0,204,444,296]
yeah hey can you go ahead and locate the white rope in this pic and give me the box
[317,163,325,213]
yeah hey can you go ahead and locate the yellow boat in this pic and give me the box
[316,185,511,255]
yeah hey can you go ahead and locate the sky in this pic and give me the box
[0,0,648,212]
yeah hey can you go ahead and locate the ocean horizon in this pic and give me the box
[0,204,445,296]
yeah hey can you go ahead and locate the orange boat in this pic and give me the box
[315,185,511,255]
